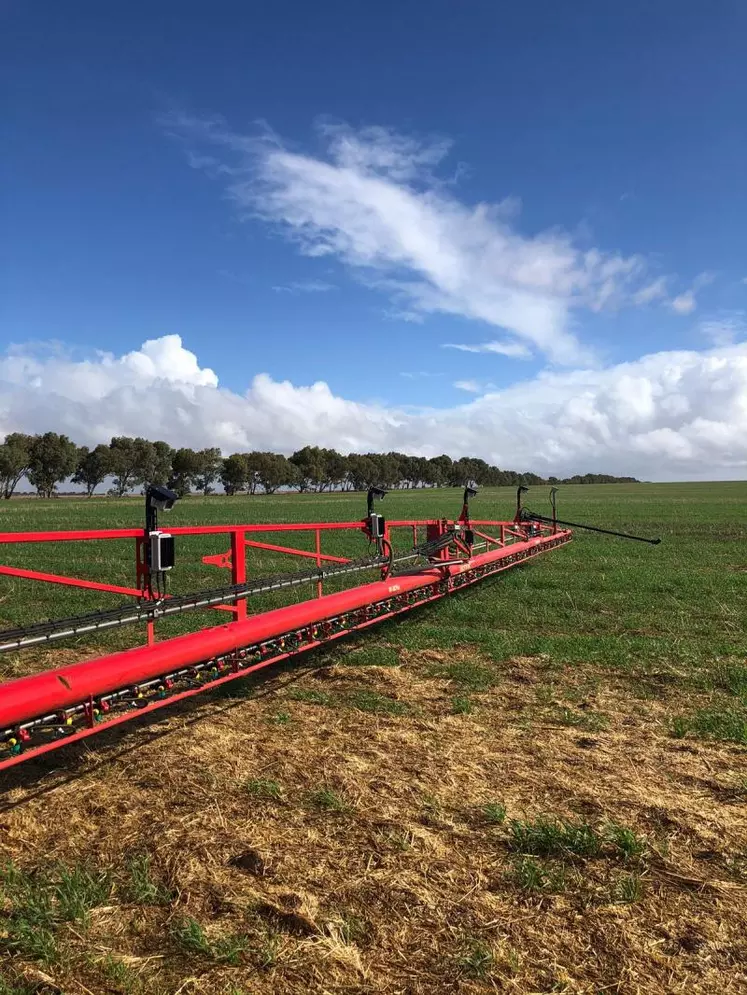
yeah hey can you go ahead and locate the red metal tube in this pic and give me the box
[0,533,568,730]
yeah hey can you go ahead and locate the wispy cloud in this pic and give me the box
[699,311,746,347]
[633,276,668,305]
[399,371,442,379]
[443,340,532,359]
[454,379,487,393]
[383,307,425,323]
[166,115,674,366]
[271,279,336,294]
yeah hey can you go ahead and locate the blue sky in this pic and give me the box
[1,1,746,479]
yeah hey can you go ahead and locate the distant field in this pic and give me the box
[0,482,746,995]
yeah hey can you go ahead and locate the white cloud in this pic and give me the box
[1,334,746,481]
[272,279,336,294]
[453,380,482,393]
[670,291,697,315]
[668,271,714,316]
[443,340,532,359]
[167,116,667,366]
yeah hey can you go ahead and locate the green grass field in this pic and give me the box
[0,482,746,995]
[0,481,744,675]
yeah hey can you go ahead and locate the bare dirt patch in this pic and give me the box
[1,649,746,994]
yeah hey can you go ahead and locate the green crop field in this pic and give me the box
[0,481,744,674]
[0,481,746,995]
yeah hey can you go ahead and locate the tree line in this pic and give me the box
[0,433,639,499]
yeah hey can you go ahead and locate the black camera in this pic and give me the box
[146,484,178,512]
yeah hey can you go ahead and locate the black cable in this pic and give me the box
[0,551,399,653]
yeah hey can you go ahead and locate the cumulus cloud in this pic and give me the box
[165,115,670,366]
[1,335,746,482]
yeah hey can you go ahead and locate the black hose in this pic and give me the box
[522,510,660,545]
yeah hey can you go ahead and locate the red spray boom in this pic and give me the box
[0,486,654,772]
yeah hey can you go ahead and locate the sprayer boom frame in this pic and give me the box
[0,508,571,772]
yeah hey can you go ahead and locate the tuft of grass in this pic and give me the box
[125,853,172,905]
[343,645,400,667]
[421,793,443,817]
[345,689,409,715]
[605,822,647,860]
[287,688,333,706]
[509,855,567,893]
[256,929,281,969]
[670,715,689,738]
[451,695,473,714]
[709,662,747,695]
[3,919,58,964]
[245,777,284,801]
[508,816,602,858]
[534,683,556,706]
[99,953,142,991]
[171,916,249,964]
[308,787,352,813]
[552,706,609,732]
[212,933,250,966]
[0,979,38,995]
[0,863,53,920]
[670,705,747,744]
[377,827,415,851]
[172,915,213,957]
[54,863,112,924]
[267,710,291,725]
[483,802,507,824]
[612,873,644,903]
[335,912,369,945]
[0,861,113,962]
[458,938,495,979]
[427,660,497,692]
[0,864,57,963]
